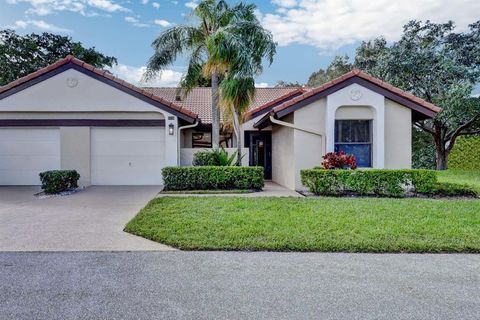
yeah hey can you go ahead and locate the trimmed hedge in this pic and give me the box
[424,182,478,198]
[301,169,437,197]
[162,166,264,191]
[39,170,80,194]
[192,150,219,166]
[449,136,480,170]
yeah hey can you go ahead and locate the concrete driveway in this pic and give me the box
[0,186,175,251]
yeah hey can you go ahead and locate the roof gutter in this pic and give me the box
[177,120,199,165]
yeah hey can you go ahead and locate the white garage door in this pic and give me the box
[0,128,60,185]
[91,127,165,185]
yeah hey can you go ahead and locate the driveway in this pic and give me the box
[1,252,479,320]
[0,186,175,251]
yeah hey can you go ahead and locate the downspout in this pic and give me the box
[269,116,326,153]
[177,120,199,165]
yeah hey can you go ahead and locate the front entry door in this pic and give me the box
[245,131,272,179]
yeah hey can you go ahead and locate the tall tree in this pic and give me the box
[354,20,480,170]
[0,29,117,86]
[220,78,255,165]
[306,55,353,87]
[144,0,275,149]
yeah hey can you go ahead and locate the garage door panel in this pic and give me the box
[0,141,60,156]
[0,129,60,185]
[91,128,165,185]
[0,155,60,170]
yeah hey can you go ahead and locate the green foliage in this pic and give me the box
[412,127,436,169]
[427,182,478,198]
[301,169,437,197]
[306,55,353,87]
[192,150,219,166]
[145,0,277,149]
[145,0,276,85]
[39,170,80,194]
[0,29,117,86]
[193,148,243,166]
[437,169,480,193]
[125,197,480,252]
[448,136,480,170]
[353,20,480,169]
[162,166,264,190]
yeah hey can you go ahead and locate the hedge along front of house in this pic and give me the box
[301,169,437,197]
[449,136,480,170]
[162,166,264,191]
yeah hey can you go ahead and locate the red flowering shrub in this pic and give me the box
[321,151,357,170]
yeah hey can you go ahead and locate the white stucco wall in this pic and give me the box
[0,69,166,113]
[271,114,295,190]
[385,99,412,168]
[60,127,91,186]
[292,98,326,190]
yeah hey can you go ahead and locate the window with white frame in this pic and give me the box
[334,120,372,167]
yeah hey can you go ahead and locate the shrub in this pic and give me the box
[448,136,480,170]
[192,150,219,166]
[39,170,80,194]
[321,151,357,169]
[192,148,243,166]
[162,166,264,190]
[423,182,478,197]
[301,169,437,197]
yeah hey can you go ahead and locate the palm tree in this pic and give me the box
[144,0,275,149]
[220,78,255,165]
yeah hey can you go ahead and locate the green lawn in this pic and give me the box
[125,196,480,252]
[437,170,480,193]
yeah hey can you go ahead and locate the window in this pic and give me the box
[192,132,212,148]
[335,120,372,167]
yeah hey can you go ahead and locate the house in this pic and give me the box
[0,56,440,190]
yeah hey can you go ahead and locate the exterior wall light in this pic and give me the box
[168,123,175,135]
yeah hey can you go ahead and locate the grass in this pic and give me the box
[125,196,480,252]
[437,170,480,193]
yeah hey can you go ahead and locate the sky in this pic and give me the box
[1,0,480,89]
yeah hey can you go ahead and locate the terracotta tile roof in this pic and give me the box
[0,55,198,122]
[272,69,441,115]
[143,87,303,124]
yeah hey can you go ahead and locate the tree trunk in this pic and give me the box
[230,105,242,166]
[433,122,448,170]
[211,72,220,149]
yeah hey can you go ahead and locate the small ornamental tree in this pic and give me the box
[321,151,357,170]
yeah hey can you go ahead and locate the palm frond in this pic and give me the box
[143,25,204,81]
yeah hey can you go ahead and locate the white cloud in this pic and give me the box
[185,1,197,9]
[7,19,72,33]
[86,0,127,12]
[272,0,297,8]
[152,2,160,8]
[141,0,148,4]
[255,82,270,88]
[108,64,183,87]
[125,16,149,27]
[6,0,128,17]
[262,0,480,51]
[154,19,172,27]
